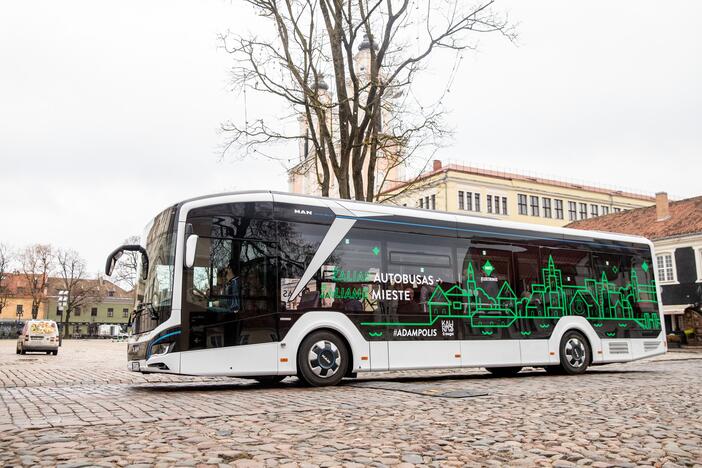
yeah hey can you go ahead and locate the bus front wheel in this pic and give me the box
[557,330,591,375]
[297,330,349,387]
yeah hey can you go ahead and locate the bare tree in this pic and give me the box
[221,0,515,201]
[0,244,13,315]
[111,235,141,291]
[56,249,103,338]
[19,244,54,319]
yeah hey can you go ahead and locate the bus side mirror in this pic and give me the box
[185,234,198,268]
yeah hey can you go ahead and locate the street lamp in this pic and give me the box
[57,290,68,345]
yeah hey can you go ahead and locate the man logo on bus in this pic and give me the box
[294,209,313,216]
[441,320,455,337]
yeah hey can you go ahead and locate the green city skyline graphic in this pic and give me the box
[361,256,661,332]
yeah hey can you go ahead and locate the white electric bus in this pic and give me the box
[106,191,666,386]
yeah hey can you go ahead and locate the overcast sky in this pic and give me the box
[1,0,700,273]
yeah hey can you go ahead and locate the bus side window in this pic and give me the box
[513,244,541,311]
[277,221,328,312]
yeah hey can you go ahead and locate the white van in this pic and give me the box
[16,320,60,355]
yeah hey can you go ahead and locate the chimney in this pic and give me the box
[655,192,670,221]
[432,160,442,171]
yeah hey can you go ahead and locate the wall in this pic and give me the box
[45,297,133,336]
[384,168,653,228]
[0,297,46,321]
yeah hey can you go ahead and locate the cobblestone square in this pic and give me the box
[0,340,700,467]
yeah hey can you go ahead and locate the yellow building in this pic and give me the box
[0,296,44,322]
[0,273,49,338]
[379,160,655,227]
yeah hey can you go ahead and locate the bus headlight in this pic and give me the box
[150,341,174,357]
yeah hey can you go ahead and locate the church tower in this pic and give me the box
[288,33,405,199]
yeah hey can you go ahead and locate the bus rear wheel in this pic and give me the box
[297,330,348,387]
[558,330,591,375]
[485,366,522,377]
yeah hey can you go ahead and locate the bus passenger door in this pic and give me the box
[180,236,279,376]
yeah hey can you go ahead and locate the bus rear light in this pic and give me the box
[454,353,461,358]
[361,356,368,361]
[280,357,288,363]
[549,351,555,356]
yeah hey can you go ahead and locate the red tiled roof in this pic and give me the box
[0,274,131,299]
[567,196,702,240]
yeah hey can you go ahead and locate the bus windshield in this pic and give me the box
[133,206,177,335]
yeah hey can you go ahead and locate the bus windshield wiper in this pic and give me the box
[134,302,159,321]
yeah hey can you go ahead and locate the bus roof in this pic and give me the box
[174,190,653,250]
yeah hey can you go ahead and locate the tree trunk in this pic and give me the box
[62,311,71,339]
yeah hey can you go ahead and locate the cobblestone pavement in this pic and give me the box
[0,340,701,467]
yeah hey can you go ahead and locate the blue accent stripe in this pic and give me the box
[335,215,647,250]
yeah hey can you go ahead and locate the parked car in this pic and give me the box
[16,320,59,355]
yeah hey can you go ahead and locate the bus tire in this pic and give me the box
[297,330,349,387]
[485,366,522,377]
[252,375,285,385]
[558,330,590,375]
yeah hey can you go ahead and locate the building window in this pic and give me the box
[74,307,81,317]
[542,198,552,218]
[466,192,473,211]
[16,304,23,315]
[518,194,527,215]
[91,307,97,317]
[123,308,129,318]
[474,193,481,212]
[614,207,621,213]
[568,201,577,221]
[458,191,465,210]
[107,290,115,297]
[601,205,609,216]
[430,194,436,210]
[107,308,114,318]
[591,204,599,217]
[579,203,588,220]
[56,307,62,317]
[530,196,539,217]
[502,197,508,215]
[656,254,675,282]
[555,199,563,219]
[487,195,493,213]
[419,198,423,209]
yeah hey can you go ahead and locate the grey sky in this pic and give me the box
[1,0,700,273]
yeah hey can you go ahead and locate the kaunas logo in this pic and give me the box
[293,209,313,216]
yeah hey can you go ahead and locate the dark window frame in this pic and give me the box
[530,196,540,217]
[518,194,528,215]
